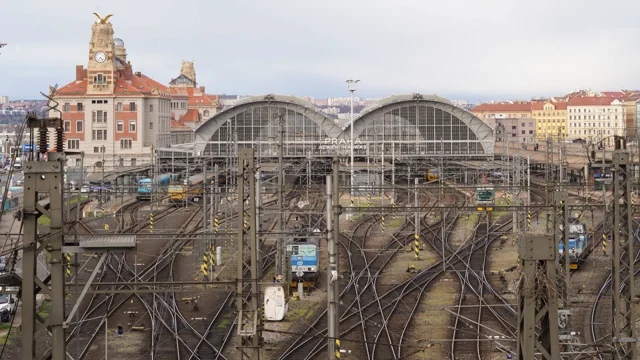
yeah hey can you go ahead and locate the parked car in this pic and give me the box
[0,294,16,322]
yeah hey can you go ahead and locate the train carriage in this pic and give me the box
[137,174,178,201]
[168,172,217,205]
[288,236,319,289]
[558,219,590,269]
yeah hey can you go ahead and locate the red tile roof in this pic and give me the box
[181,109,200,122]
[57,80,88,95]
[170,119,190,129]
[471,102,532,112]
[114,77,147,96]
[567,97,615,106]
[602,91,624,98]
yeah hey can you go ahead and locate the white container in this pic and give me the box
[264,285,288,321]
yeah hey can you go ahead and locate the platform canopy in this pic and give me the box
[344,93,494,157]
[193,94,343,157]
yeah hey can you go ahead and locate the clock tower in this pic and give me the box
[87,13,116,94]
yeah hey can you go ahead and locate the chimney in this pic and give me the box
[76,65,85,81]
[199,86,205,93]
[135,72,142,77]
[123,64,133,80]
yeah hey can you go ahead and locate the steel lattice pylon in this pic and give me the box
[237,148,261,360]
[611,150,636,360]
[553,191,569,308]
[517,234,560,360]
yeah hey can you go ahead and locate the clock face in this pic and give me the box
[94,51,107,63]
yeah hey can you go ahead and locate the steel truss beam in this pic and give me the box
[612,150,637,360]
[517,234,560,360]
[22,158,66,360]
[237,148,261,360]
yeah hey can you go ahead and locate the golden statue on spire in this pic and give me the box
[93,13,113,24]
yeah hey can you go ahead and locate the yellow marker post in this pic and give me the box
[335,339,341,359]
[149,212,153,233]
[414,234,419,260]
[392,200,396,221]
[65,253,72,279]
[602,234,607,256]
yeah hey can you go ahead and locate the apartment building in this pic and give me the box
[567,97,625,144]
[532,101,568,141]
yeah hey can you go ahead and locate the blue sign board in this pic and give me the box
[21,144,48,151]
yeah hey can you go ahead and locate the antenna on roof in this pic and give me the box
[0,42,6,55]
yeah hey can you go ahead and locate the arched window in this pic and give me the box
[93,74,106,85]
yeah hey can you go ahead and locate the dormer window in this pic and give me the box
[93,74,107,85]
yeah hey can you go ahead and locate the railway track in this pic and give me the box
[589,221,640,360]
[279,190,456,360]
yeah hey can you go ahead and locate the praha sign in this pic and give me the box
[319,138,368,150]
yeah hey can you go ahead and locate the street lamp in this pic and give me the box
[346,79,360,203]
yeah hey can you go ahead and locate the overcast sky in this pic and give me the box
[2,0,640,102]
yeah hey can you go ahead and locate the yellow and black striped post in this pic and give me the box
[367,194,371,207]
[506,193,511,205]
[149,212,153,233]
[335,339,341,359]
[392,200,396,220]
[65,253,72,279]
[527,211,531,230]
[414,234,420,260]
[214,216,219,233]
[602,234,607,256]
[201,260,209,281]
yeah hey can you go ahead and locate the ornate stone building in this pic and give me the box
[169,61,221,130]
[51,14,172,167]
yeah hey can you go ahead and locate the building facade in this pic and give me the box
[51,15,172,167]
[470,102,532,130]
[567,97,625,143]
[0,96,8,105]
[169,61,221,127]
[532,101,567,141]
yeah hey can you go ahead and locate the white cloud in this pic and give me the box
[2,0,640,100]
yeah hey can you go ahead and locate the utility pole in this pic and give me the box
[553,191,569,308]
[327,156,340,359]
[326,172,336,359]
[277,114,285,281]
[611,143,636,360]
[203,162,208,263]
[237,148,260,360]
[346,79,360,204]
[21,114,67,359]
[517,234,560,360]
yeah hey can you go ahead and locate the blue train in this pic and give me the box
[558,219,589,269]
[137,174,178,200]
[287,235,319,289]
